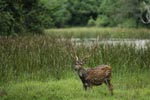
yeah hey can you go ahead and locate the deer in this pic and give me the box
[68,37,113,95]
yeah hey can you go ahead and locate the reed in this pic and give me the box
[0,36,150,83]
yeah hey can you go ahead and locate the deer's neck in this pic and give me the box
[77,67,87,78]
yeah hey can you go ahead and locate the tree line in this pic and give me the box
[0,0,150,35]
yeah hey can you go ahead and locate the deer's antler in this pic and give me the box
[68,38,79,60]
[82,36,99,60]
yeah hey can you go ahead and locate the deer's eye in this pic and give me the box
[75,61,79,65]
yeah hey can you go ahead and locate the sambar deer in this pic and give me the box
[69,37,113,95]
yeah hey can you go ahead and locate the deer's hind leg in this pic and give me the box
[104,79,113,95]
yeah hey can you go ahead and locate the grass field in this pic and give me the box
[1,72,150,100]
[45,27,150,39]
[0,28,150,99]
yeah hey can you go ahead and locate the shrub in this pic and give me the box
[0,0,54,35]
[95,15,110,27]
[0,12,14,35]
[119,18,136,28]
[87,17,96,27]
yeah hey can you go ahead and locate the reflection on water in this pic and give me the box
[70,38,150,49]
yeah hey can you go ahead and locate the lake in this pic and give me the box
[70,38,150,49]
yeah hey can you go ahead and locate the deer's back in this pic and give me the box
[86,65,111,85]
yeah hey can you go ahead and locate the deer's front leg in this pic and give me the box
[83,83,87,90]
[83,82,92,91]
[104,79,113,95]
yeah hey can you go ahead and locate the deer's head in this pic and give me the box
[74,58,86,71]
[69,37,99,71]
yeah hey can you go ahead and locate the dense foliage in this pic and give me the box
[0,0,150,35]
[0,0,52,35]
[42,0,150,27]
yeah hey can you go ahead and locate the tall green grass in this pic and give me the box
[0,35,150,100]
[0,36,150,84]
[0,36,72,83]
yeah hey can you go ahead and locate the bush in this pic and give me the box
[0,0,54,35]
[87,17,96,26]
[95,15,110,27]
[119,18,136,28]
[0,12,14,35]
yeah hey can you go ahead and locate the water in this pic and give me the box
[70,38,150,49]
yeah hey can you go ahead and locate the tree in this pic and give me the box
[66,0,102,26]
[98,0,120,26]
[0,0,53,35]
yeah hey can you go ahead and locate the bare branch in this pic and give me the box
[141,1,150,24]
